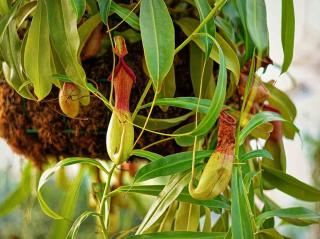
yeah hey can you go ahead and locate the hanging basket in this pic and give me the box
[0,42,192,167]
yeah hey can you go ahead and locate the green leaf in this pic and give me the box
[176,17,240,96]
[190,42,215,99]
[157,65,176,112]
[111,185,229,209]
[134,112,192,131]
[45,0,89,105]
[141,97,211,114]
[136,173,191,234]
[78,13,102,58]
[128,231,226,238]
[24,0,52,100]
[71,0,86,21]
[110,2,140,31]
[37,157,109,219]
[262,166,320,202]
[246,0,269,53]
[0,0,23,41]
[232,0,254,61]
[202,206,212,232]
[1,22,35,99]
[231,167,255,239]
[191,36,227,136]
[0,162,32,216]
[16,1,37,29]
[264,83,297,139]
[67,211,101,239]
[134,150,212,182]
[194,0,215,58]
[281,0,295,73]
[174,122,199,147]
[212,211,229,232]
[158,201,178,232]
[256,207,320,228]
[239,111,298,145]
[264,83,296,122]
[240,149,273,162]
[131,149,162,162]
[97,0,112,24]
[174,202,200,231]
[140,0,175,90]
[49,168,85,239]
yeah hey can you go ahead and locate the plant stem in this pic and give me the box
[174,0,227,55]
[132,79,152,120]
[133,92,158,148]
[99,163,117,239]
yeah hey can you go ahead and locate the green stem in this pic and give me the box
[99,163,117,239]
[133,91,158,148]
[174,0,227,55]
[132,79,152,120]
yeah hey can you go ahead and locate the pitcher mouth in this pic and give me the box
[220,110,237,126]
[216,110,237,151]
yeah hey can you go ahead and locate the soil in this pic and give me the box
[0,24,194,167]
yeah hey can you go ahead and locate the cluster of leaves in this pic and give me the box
[0,0,319,239]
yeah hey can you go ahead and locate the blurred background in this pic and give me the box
[1,0,320,238]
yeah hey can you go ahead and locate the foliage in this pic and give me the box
[0,0,318,239]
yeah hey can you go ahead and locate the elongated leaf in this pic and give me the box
[16,1,37,28]
[24,0,52,100]
[141,97,211,114]
[45,0,89,105]
[134,150,212,182]
[240,149,273,162]
[256,207,320,228]
[98,0,112,24]
[131,149,162,161]
[37,157,108,219]
[111,185,229,209]
[134,112,192,131]
[0,163,32,216]
[231,167,254,239]
[136,173,190,234]
[190,42,215,99]
[264,83,296,122]
[262,166,320,201]
[264,83,297,139]
[158,201,178,232]
[246,0,269,53]
[0,0,23,41]
[67,211,101,239]
[140,0,174,90]
[202,206,211,232]
[174,202,200,231]
[129,231,226,238]
[49,168,85,239]
[176,17,240,96]
[194,0,215,58]
[158,65,176,111]
[110,1,140,30]
[212,211,228,232]
[233,0,254,61]
[78,14,102,58]
[71,0,86,21]
[174,122,200,147]
[281,0,295,72]
[1,22,35,99]
[191,37,227,136]
[239,111,298,145]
